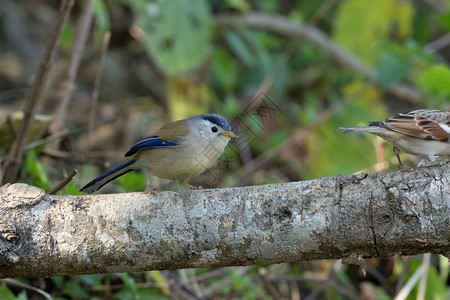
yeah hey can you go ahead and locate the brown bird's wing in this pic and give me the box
[377,109,450,141]
[153,119,190,141]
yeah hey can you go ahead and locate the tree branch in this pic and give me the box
[215,13,423,105]
[0,163,449,278]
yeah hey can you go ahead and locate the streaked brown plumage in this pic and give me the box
[335,109,450,167]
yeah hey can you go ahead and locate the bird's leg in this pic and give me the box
[181,180,193,189]
[393,146,405,169]
[144,168,159,192]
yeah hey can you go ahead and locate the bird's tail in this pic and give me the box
[80,160,136,193]
[334,126,386,134]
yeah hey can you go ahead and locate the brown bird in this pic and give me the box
[335,109,450,167]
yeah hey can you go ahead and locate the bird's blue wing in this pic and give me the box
[125,136,178,157]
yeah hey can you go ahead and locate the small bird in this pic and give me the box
[80,114,238,193]
[335,109,450,167]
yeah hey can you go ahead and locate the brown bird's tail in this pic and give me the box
[334,126,387,134]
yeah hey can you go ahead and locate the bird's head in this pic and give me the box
[188,114,238,145]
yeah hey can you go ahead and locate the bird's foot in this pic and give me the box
[397,162,406,170]
[181,181,202,190]
[418,155,447,167]
[144,184,159,193]
[418,155,437,167]
[189,185,203,190]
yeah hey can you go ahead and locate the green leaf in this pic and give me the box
[225,30,256,67]
[333,0,413,64]
[60,21,75,52]
[51,276,65,289]
[0,286,16,300]
[132,0,213,77]
[23,149,51,190]
[93,0,111,44]
[424,265,447,300]
[114,288,168,300]
[119,273,138,298]
[118,171,146,192]
[15,291,27,300]
[212,47,237,91]
[416,64,450,94]
[62,281,89,299]
[225,0,251,13]
[377,54,412,90]
[75,274,103,286]
[230,270,250,291]
[221,93,241,116]
[409,261,446,300]
[438,12,450,32]
[65,182,83,195]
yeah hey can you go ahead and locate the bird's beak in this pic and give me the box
[221,131,239,139]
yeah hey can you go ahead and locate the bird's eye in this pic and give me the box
[211,126,218,133]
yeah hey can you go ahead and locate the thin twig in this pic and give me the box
[426,33,450,53]
[304,267,336,300]
[0,278,53,300]
[49,0,95,151]
[24,129,70,151]
[259,268,283,300]
[202,267,250,297]
[267,275,359,300]
[87,30,111,150]
[2,0,75,184]
[394,254,430,300]
[48,169,77,195]
[395,257,409,294]
[417,253,431,300]
[6,114,16,139]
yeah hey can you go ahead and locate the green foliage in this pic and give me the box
[333,0,413,64]
[377,54,412,90]
[75,274,104,286]
[416,64,450,95]
[406,258,447,300]
[118,273,139,299]
[229,270,258,299]
[93,0,111,44]
[306,88,388,178]
[60,20,75,52]
[62,281,90,299]
[0,286,17,300]
[117,170,146,192]
[211,47,238,92]
[130,0,213,77]
[115,273,167,300]
[51,276,65,289]
[23,148,51,191]
[438,12,450,32]
[225,0,251,13]
[114,288,168,300]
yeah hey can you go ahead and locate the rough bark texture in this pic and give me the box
[0,164,449,278]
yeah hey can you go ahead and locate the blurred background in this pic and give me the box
[0,0,449,299]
